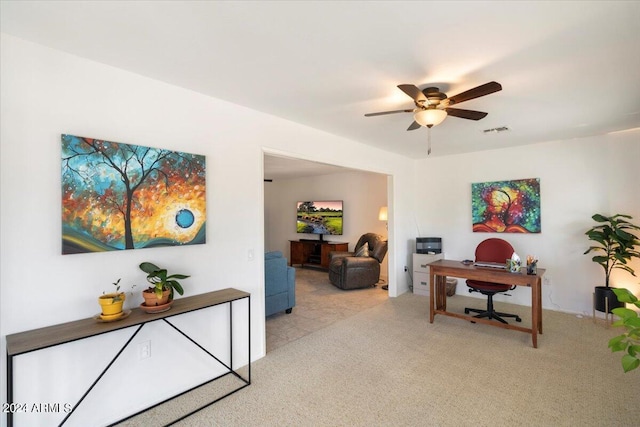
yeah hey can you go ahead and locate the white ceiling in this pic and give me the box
[2,1,639,168]
[263,155,360,181]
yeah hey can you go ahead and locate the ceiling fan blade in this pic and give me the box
[445,108,488,120]
[397,84,427,103]
[448,81,502,105]
[364,109,414,117]
[407,121,422,131]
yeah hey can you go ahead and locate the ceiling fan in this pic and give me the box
[365,81,502,130]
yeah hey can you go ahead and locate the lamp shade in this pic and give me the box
[378,206,388,221]
[414,109,447,127]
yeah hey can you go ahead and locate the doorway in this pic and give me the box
[263,152,390,351]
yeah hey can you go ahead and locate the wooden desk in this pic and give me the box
[428,260,545,348]
[6,288,250,426]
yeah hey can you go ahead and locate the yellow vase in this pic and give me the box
[98,293,125,318]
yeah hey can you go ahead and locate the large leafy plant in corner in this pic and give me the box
[609,288,640,372]
[584,214,640,288]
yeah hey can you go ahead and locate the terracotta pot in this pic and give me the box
[142,288,170,306]
[98,293,125,317]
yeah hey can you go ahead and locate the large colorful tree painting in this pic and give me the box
[472,178,541,233]
[61,134,206,254]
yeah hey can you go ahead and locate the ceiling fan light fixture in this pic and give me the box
[414,109,447,127]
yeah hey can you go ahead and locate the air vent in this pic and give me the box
[483,126,510,133]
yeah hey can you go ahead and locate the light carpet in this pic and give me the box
[121,272,636,426]
[266,267,389,352]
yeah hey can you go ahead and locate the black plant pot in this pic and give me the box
[594,286,625,313]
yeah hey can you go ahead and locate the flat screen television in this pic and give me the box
[296,200,343,241]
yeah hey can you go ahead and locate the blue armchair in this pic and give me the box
[265,251,296,316]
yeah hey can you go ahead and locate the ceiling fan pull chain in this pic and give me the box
[427,127,432,156]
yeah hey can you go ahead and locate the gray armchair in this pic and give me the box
[328,233,388,290]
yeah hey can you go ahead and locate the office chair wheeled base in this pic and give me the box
[464,294,522,325]
[464,307,522,324]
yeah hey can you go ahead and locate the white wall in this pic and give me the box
[4,30,637,427]
[0,34,415,426]
[414,132,640,315]
[264,169,389,279]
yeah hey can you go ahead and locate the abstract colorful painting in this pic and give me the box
[471,178,541,233]
[61,134,206,254]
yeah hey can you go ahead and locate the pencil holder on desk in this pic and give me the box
[526,261,537,275]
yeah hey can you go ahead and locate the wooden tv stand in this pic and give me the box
[290,239,349,269]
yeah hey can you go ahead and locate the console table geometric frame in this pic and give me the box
[5,288,250,427]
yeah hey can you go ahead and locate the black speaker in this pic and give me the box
[416,237,442,254]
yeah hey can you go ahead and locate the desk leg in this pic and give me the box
[429,271,435,323]
[537,278,543,334]
[436,275,447,312]
[531,279,541,348]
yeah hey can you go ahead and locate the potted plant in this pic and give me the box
[584,213,640,313]
[609,288,640,372]
[139,262,189,309]
[98,279,127,320]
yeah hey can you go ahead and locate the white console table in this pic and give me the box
[5,288,251,426]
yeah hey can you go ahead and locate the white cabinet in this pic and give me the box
[412,253,444,296]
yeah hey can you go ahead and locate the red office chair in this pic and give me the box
[464,238,522,324]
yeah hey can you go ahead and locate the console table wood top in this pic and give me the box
[6,288,249,357]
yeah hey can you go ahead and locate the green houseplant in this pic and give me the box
[584,214,640,313]
[98,279,126,318]
[139,262,189,307]
[609,288,640,372]
[98,279,135,319]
